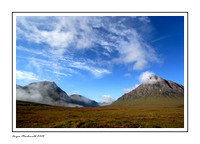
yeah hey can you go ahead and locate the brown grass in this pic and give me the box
[16,101,184,128]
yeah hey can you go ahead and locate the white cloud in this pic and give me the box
[16,70,39,81]
[88,68,111,78]
[139,71,154,83]
[16,46,43,55]
[139,71,160,84]
[113,29,158,70]
[52,71,72,77]
[17,16,95,56]
[17,17,67,43]
[18,21,73,57]
[69,61,111,78]
[31,29,72,49]
[101,95,115,104]
[138,16,150,23]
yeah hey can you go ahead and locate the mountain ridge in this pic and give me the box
[16,81,99,107]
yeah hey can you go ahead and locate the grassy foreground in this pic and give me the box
[16,100,184,128]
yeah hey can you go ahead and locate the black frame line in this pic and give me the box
[12,12,13,133]
[12,12,188,132]
[12,11,188,13]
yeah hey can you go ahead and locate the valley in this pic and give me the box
[16,100,184,128]
[16,75,184,128]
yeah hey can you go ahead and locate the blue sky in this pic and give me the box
[16,16,184,103]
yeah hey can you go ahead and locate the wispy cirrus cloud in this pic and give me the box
[68,61,111,78]
[18,55,111,79]
[17,46,44,55]
[16,16,160,79]
[47,70,72,77]
[151,35,169,43]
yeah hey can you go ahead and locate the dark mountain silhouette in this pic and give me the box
[16,81,99,107]
[112,75,184,107]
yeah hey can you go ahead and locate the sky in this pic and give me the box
[15,16,184,103]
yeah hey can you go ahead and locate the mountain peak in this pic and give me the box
[28,81,56,86]
[150,75,162,80]
[141,75,162,84]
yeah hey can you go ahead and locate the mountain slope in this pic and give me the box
[16,81,98,107]
[70,94,99,107]
[112,76,184,107]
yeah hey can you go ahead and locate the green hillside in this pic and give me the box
[112,95,184,107]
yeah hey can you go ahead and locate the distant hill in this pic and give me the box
[16,81,98,107]
[112,75,184,107]
[70,94,99,107]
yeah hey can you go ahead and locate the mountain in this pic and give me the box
[16,81,98,107]
[112,75,184,107]
[70,94,99,107]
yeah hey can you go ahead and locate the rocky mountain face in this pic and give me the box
[112,76,184,107]
[16,81,98,107]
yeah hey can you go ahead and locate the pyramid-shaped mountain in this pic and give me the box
[112,75,184,107]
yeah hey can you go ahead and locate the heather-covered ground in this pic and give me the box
[16,100,184,128]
